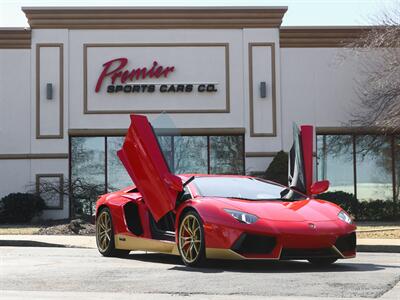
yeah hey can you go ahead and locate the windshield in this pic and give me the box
[192,177,306,201]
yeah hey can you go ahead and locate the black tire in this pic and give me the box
[308,257,338,266]
[178,210,206,267]
[96,207,130,258]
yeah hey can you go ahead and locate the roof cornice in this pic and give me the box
[0,28,31,49]
[22,6,288,29]
[280,26,373,48]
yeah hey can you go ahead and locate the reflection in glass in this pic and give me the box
[107,137,132,191]
[71,137,105,215]
[356,135,393,201]
[210,136,244,174]
[395,137,400,206]
[317,135,355,194]
[174,136,208,174]
[157,136,173,171]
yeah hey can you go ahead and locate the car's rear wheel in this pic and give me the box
[96,207,130,257]
[307,257,338,265]
[178,210,206,267]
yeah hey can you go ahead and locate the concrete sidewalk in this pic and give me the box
[0,235,399,252]
[357,238,400,253]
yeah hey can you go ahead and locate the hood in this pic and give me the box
[213,198,340,222]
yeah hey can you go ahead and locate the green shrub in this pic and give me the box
[264,150,288,186]
[317,191,399,221]
[357,200,397,221]
[0,193,46,223]
[318,191,359,217]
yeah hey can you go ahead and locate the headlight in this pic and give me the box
[338,210,353,224]
[224,209,258,224]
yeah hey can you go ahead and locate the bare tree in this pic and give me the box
[347,5,400,132]
[32,178,109,219]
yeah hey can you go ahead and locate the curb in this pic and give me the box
[0,240,67,248]
[357,244,400,253]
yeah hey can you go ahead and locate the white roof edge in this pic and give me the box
[0,27,30,31]
[281,25,375,29]
[21,6,288,10]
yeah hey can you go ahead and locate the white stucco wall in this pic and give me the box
[0,49,32,200]
[280,47,360,151]
[0,49,31,154]
[0,45,69,220]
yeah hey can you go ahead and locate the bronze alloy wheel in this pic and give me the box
[96,210,112,252]
[178,211,206,266]
[96,208,129,257]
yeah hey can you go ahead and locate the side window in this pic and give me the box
[181,186,192,201]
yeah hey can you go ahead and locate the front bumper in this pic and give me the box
[204,218,356,260]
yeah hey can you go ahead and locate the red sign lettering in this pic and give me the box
[95,58,175,92]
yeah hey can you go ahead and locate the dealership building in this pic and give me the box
[0,6,396,219]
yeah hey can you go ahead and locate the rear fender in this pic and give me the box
[96,193,152,237]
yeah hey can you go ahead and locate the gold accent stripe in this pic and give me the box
[0,153,68,160]
[114,234,179,255]
[23,7,287,29]
[206,247,281,260]
[280,26,371,48]
[331,245,346,259]
[0,28,31,49]
[205,248,245,260]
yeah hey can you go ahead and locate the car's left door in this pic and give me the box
[117,114,183,221]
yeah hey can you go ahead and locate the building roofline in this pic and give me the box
[281,25,375,30]
[0,28,31,49]
[280,26,373,48]
[21,6,289,10]
[21,6,288,29]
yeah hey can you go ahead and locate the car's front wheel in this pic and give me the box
[308,257,338,266]
[96,207,130,257]
[178,210,206,267]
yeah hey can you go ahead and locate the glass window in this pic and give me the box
[71,134,245,216]
[193,177,305,201]
[355,135,393,201]
[317,135,355,194]
[174,136,208,174]
[71,137,105,215]
[107,137,132,191]
[210,136,244,174]
[395,137,400,205]
[157,136,173,171]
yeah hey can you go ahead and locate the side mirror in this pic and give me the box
[310,180,330,195]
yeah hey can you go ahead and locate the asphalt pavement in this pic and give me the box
[0,247,399,300]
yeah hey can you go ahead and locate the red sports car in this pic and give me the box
[95,115,356,267]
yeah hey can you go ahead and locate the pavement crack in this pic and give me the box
[376,274,400,298]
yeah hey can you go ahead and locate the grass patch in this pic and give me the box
[0,225,42,235]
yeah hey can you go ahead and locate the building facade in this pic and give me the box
[0,7,397,219]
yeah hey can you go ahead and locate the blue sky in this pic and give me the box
[0,0,397,27]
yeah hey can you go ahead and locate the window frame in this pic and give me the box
[69,133,245,195]
[316,131,397,204]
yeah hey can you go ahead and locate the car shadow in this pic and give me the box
[124,252,394,274]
